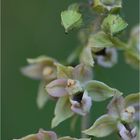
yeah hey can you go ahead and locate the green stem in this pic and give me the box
[81,114,90,138]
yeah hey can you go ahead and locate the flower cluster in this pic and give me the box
[19,0,139,140]
[83,93,140,140]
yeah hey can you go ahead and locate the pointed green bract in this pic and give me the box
[51,97,73,128]
[61,10,82,32]
[101,14,128,36]
[85,80,122,101]
[83,114,116,137]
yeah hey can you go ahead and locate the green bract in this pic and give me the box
[93,0,122,14]
[84,93,139,138]
[52,97,74,128]
[61,10,82,32]
[101,14,128,36]
[85,80,122,101]
[83,114,117,137]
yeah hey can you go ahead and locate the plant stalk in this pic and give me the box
[81,113,90,138]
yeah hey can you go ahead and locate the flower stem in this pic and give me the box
[81,114,90,138]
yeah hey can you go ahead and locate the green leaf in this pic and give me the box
[101,14,128,36]
[125,92,140,107]
[85,80,122,101]
[55,63,74,79]
[37,81,49,109]
[61,10,82,32]
[83,114,116,137]
[87,32,114,53]
[51,97,74,128]
[80,47,94,67]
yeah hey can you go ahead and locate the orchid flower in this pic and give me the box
[21,55,57,109]
[83,93,140,139]
[46,63,122,128]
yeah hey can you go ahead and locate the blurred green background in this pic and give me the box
[2,0,139,140]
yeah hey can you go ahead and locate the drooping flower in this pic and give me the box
[80,31,118,68]
[21,55,57,81]
[46,63,122,128]
[83,93,140,139]
[46,63,93,117]
[21,55,57,109]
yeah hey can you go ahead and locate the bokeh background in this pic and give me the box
[2,0,139,140]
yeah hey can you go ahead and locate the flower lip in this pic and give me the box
[95,48,106,56]
[72,91,84,103]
